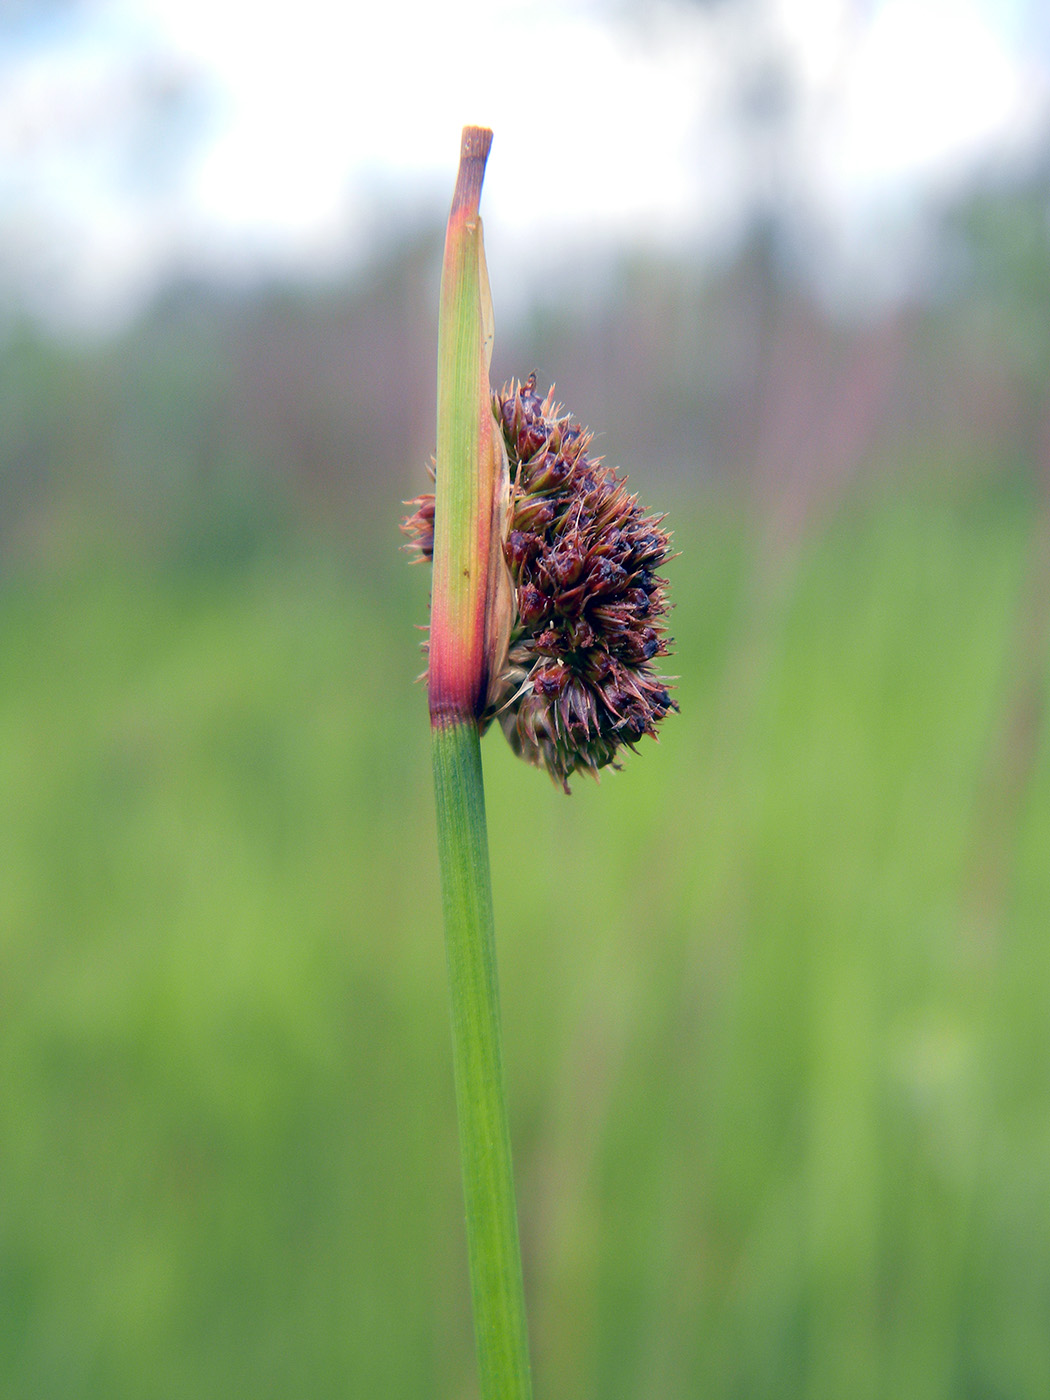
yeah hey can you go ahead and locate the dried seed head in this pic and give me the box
[403,373,677,790]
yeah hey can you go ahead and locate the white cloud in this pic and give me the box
[823,0,1042,196]
[0,0,1047,326]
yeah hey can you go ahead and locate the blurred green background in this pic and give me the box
[5,4,1050,1396]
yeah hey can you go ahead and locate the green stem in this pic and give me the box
[432,718,533,1400]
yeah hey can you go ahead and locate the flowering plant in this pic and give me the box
[403,127,675,1400]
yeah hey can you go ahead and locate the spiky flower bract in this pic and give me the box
[404,374,676,790]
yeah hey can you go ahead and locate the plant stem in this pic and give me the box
[432,718,532,1400]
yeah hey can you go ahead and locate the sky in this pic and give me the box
[1,0,1048,330]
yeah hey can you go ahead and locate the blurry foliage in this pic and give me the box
[4,162,1049,577]
[2,162,1050,1398]
[3,472,1050,1399]
[939,163,1050,442]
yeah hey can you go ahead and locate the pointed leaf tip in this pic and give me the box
[451,127,493,221]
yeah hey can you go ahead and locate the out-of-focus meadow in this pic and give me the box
[4,23,1050,1397]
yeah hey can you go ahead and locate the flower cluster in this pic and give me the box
[403,374,676,790]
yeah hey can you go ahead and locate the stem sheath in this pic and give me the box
[429,126,501,722]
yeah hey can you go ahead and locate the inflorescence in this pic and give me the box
[403,374,676,791]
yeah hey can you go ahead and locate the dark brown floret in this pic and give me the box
[400,493,435,560]
[400,455,437,561]
[488,374,676,791]
[402,374,676,791]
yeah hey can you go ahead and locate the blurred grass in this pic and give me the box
[2,471,1050,1400]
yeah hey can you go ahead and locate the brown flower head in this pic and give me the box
[403,374,676,790]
